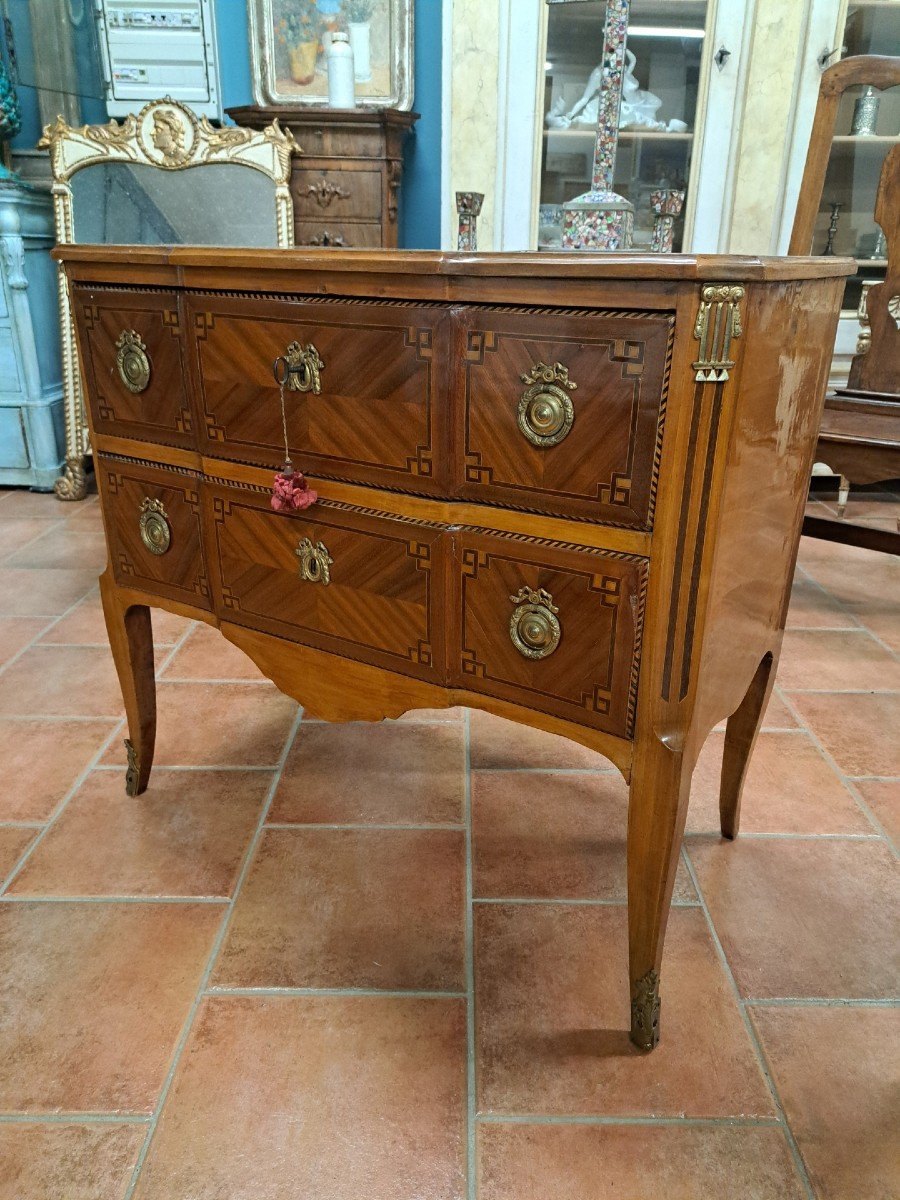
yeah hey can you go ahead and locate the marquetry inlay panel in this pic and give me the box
[454,530,647,738]
[97,454,210,608]
[73,288,193,447]
[186,294,451,494]
[205,481,446,684]
[458,307,674,528]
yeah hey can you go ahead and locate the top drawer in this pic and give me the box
[458,307,673,528]
[72,287,194,448]
[185,294,451,494]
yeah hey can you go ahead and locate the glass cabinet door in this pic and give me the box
[815,1,899,312]
[538,0,710,251]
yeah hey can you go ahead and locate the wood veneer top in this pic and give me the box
[56,245,855,283]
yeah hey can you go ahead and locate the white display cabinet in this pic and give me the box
[496,0,752,252]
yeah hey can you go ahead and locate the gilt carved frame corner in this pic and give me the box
[39,97,299,500]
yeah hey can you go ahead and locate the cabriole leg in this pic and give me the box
[627,734,694,1051]
[99,571,156,796]
[719,652,776,840]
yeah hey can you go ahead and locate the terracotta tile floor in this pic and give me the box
[0,485,898,1200]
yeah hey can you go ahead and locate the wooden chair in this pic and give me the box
[790,56,900,555]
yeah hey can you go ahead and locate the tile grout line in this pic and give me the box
[777,689,898,857]
[206,986,468,998]
[679,849,817,1200]
[0,718,126,897]
[476,1113,786,1128]
[0,584,101,679]
[0,1112,152,1126]
[463,708,477,1200]
[0,619,198,871]
[264,821,467,831]
[122,704,305,1200]
[741,996,898,1008]
[793,560,898,658]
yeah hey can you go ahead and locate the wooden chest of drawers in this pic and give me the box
[59,245,851,1051]
[226,106,418,249]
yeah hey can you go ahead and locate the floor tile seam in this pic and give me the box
[90,763,277,773]
[263,821,468,831]
[679,848,817,1200]
[152,677,286,689]
[842,780,899,859]
[776,690,897,847]
[0,586,100,677]
[475,1113,787,1128]
[463,708,477,1200]
[780,687,900,696]
[742,996,900,1008]
[0,895,231,905]
[796,564,868,628]
[469,766,618,775]
[0,518,71,566]
[122,705,304,1200]
[0,714,122,725]
[0,718,125,897]
[152,622,200,679]
[783,623,869,632]
[793,563,900,657]
[0,1112,152,1125]
[471,896,698,908]
[156,675,283,685]
[684,831,882,842]
[204,986,468,998]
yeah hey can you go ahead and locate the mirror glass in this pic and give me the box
[69,162,281,246]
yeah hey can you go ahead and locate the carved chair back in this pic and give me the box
[39,98,298,499]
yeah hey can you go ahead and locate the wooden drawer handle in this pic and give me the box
[299,231,346,247]
[306,179,351,208]
[139,498,171,556]
[116,330,151,394]
[509,586,561,659]
[296,537,333,585]
[518,361,577,447]
[273,341,325,394]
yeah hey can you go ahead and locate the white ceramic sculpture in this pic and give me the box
[546,50,685,133]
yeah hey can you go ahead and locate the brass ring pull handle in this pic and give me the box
[139,497,171,556]
[518,361,577,447]
[116,330,151,394]
[273,341,325,394]
[509,586,561,659]
[296,537,333,585]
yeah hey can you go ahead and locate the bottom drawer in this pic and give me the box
[97,455,211,609]
[453,531,647,739]
[204,482,446,684]
[293,221,384,248]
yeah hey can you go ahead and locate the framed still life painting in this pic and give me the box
[248,0,414,109]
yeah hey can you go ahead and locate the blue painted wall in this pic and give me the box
[2,0,442,248]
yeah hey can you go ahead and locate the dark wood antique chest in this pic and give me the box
[59,245,852,1050]
[226,106,418,249]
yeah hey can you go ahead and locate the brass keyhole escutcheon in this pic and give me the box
[296,537,333,585]
[279,341,325,394]
[116,330,151,394]
[518,361,576,447]
[139,498,171,556]
[509,586,561,660]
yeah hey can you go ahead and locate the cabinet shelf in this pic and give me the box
[830,134,899,145]
[544,128,694,141]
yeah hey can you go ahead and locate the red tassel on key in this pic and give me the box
[271,462,318,512]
